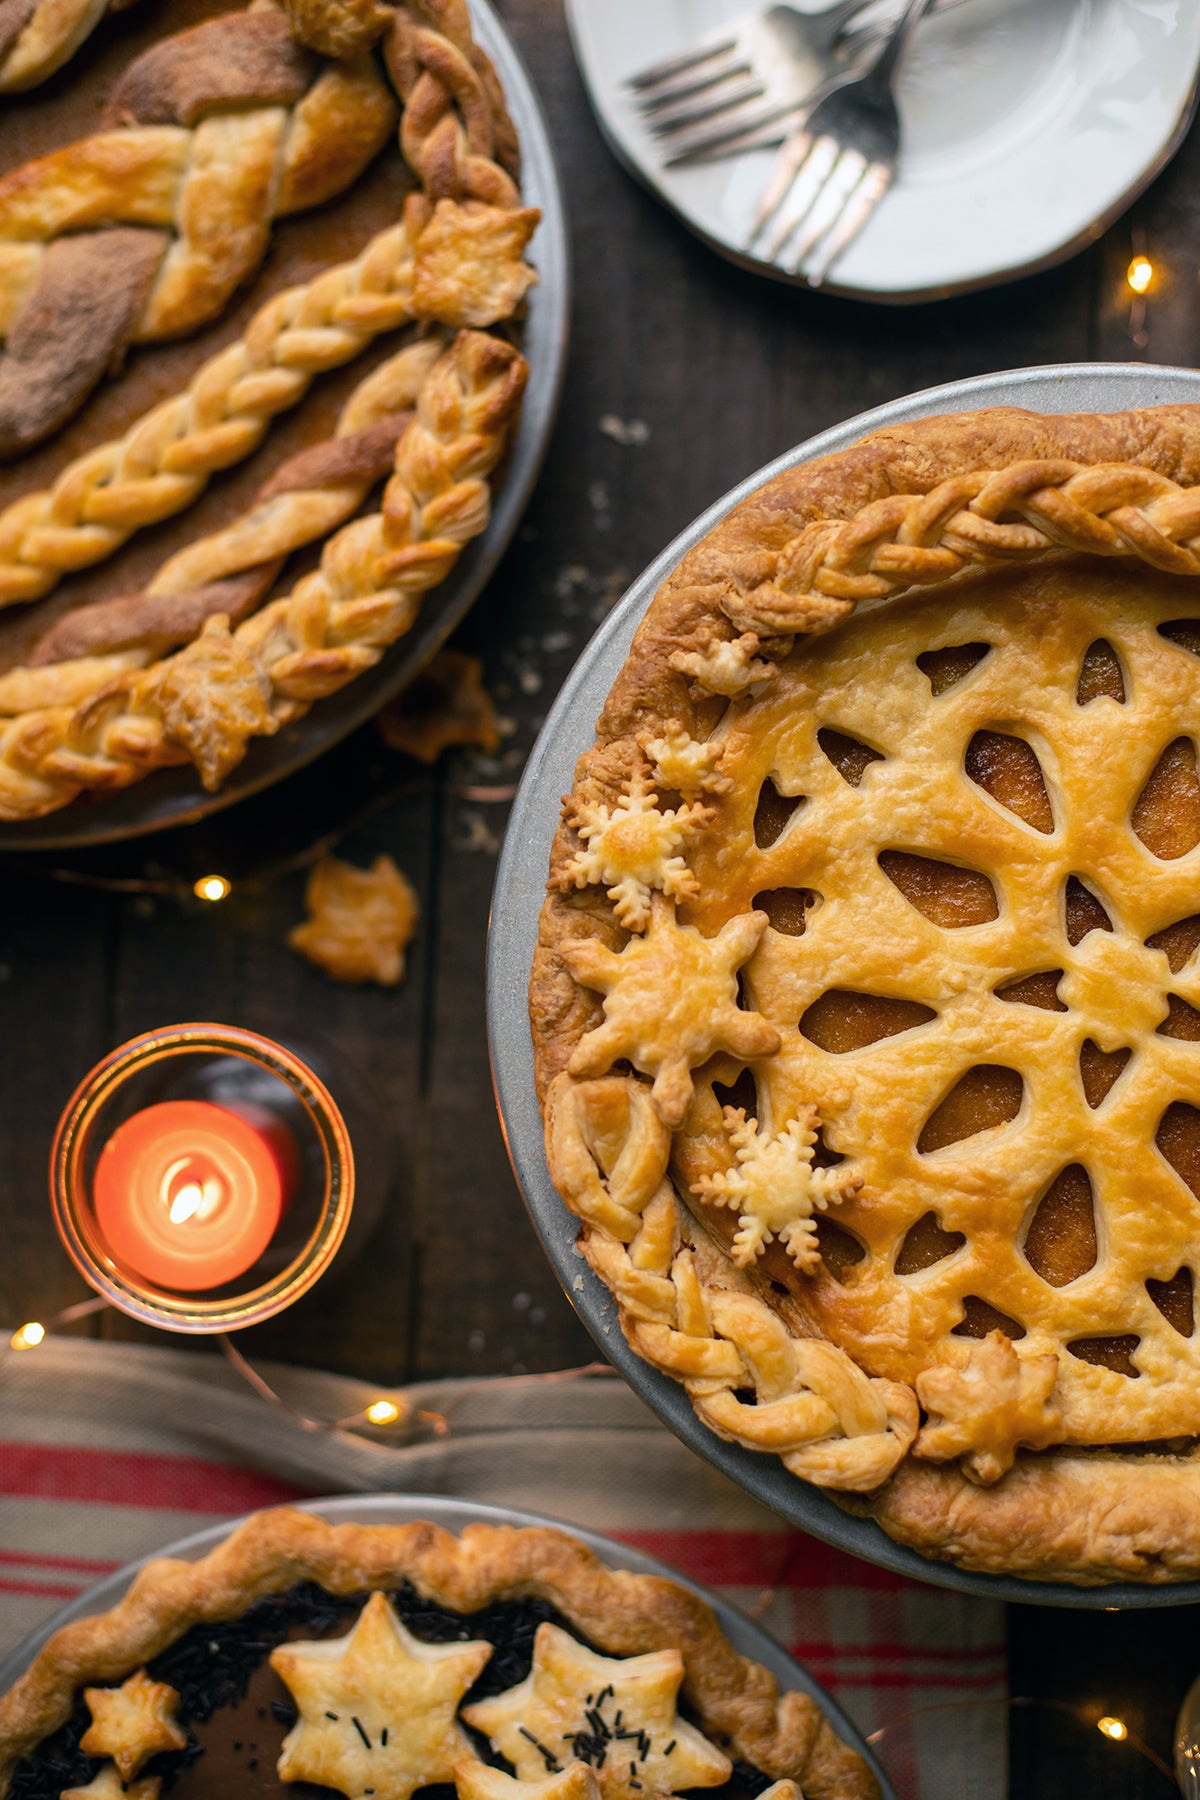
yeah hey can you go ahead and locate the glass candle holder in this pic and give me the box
[50,1023,354,1334]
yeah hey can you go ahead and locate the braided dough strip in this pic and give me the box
[546,1072,917,1494]
[0,334,447,716]
[0,0,537,605]
[0,1508,878,1800]
[713,415,1200,637]
[0,326,525,818]
[0,0,140,92]
[0,197,535,609]
[0,8,400,455]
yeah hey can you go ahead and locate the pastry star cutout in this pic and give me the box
[916,1329,1063,1486]
[462,1622,731,1800]
[639,722,732,800]
[563,897,781,1126]
[455,1756,602,1800]
[62,1765,161,1800]
[691,1105,861,1270]
[79,1669,186,1780]
[288,852,419,986]
[270,1589,492,1800]
[562,770,713,931]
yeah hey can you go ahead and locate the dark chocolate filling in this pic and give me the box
[11,1583,772,1800]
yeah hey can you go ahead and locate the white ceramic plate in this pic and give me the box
[565,0,1200,302]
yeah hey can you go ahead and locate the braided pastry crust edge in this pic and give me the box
[530,402,1200,1584]
[0,1505,877,1800]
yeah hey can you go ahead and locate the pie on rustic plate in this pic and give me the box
[0,0,544,826]
[531,402,1200,1587]
[0,1504,878,1800]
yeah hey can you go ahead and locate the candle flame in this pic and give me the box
[10,1321,45,1350]
[165,1165,226,1225]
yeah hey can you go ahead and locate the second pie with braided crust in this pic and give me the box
[532,402,1200,1585]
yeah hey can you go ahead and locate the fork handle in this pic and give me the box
[861,0,937,90]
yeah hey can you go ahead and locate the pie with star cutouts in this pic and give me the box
[530,402,1200,1585]
[0,1507,877,1800]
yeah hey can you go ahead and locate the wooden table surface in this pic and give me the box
[3,4,1200,1791]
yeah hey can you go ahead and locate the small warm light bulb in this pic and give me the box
[366,1398,401,1426]
[194,875,232,902]
[1097,1716,1127,1742]
[1127,256,1154,295]
[10,1321,45,1350]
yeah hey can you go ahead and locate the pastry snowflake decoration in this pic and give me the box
[78,1670,185,1782]
[462,1622,731,1800]
[561,770,713,931]
[916,1330,1063,1486]
[270,1590,491,1800]
[691,1105,862,1271]
[668,633,776,697]
[638,721,732,800]
[561,897,781,1126]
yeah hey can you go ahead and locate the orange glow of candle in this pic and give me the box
[93,1100,285,1292]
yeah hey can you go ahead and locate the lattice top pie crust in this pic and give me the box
[531,405,1200,1584]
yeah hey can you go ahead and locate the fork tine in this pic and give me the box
[630,52,751,112]
[760,133,840,257]
[643,75,766,138]
[679,111,804,163]
[624,33,738,91]
[748,127,813,240]
[784,146,867,266]
[662,97,801,166]
[803,160,892,283]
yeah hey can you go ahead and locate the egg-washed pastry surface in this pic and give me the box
[0,1506,877,1800]
[532,403,1200,1584]
[0,0,539,823]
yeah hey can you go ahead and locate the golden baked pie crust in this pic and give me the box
[0,1505,876,1800]
[531,404,1200,1584]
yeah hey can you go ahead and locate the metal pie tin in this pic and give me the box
[489,362,1200,1608]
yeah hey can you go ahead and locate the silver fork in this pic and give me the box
[626,1,876,166]
[747,0,934,284]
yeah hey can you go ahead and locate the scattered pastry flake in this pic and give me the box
[455,1756,601,1800]
[691,1105,861,1271]
[669,633,776,698]
[62,1765,161,1800]
[463,1622,730,1800]
[377,651,501,763]
[639,721,732,800]
[271,1589,492,1800]
[79,1670,186,1782]
[916,1330,1063,1486]
[562,898,781,1127]
[561,770,713,931]
[156,615,275,792]
[288,854,419,987]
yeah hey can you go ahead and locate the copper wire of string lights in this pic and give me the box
[7,1302,616,1445]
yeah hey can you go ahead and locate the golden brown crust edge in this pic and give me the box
[0,1506,878,1800]
[529,402,1200,1585]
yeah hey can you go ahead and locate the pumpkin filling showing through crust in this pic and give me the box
[673,561,1200,1446]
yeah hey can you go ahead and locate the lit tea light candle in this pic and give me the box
[94,1100,288,1291]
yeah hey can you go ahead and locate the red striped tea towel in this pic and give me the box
[0,1335,1006,1798]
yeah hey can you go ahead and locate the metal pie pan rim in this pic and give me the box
[0,1491,894,1800]
[488,358,1200,1610]
[0,0,569,853]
